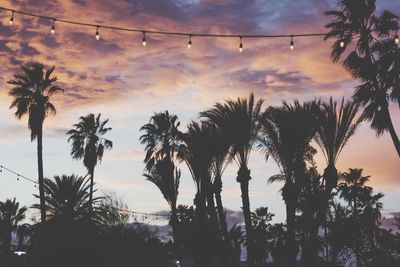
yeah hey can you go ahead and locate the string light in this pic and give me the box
[395,34,399,45]
[187,35,192,49]
[340,40,345,48]
[17,174,19,181]
[9,10,14,25]
[51,19,55,34]
[142,31,146,47]
[64,199,68,203]
[0,6,329,53]
[239,36,243,53]
[95,26,100,40]
[290,36,294,50]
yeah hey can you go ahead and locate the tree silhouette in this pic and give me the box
[66,113,113,210]
[260,100,319,266]
[325,0,400,157]
[201,93,263,266]
[140,110,181,170]
[8,62,63,222]
[143,157,181,259]
[0,198,27,254]
[32,174,97,222]
[306,97,361,265]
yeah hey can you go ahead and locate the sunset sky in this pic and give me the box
[0,0,399,224]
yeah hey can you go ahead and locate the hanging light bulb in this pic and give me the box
[142,31,147,47]
[239,36,243,53]
[187,35,192,49]
[34,184,37,188]
[95,26,100,40]
[9,11,14,25]
[51,19,55,35]
[64,199,68,203]
[0,166,2,172]
[17,175,19,181]
[340,40,345,48]
[290,36,294,50]
[395,34,399,45]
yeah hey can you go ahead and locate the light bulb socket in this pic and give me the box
[239,36,243,52]
[51,19,55,34]
[187,35,192,48]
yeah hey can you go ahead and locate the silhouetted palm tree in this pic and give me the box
[325,0,400,157]
[260,100,319,266]
[8,62,63,222]
[178,121,218,266]
[0,198,27,254]
[143,158,180,245]
[32,174,95,221]
[339,168,371,214]
[66,113,113,209]
[306,98,361,264]
[201,93,263,265]
[140,110,181,170]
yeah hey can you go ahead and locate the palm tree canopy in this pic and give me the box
[66,113,113,172]
[0,198,27,230]
[143,158,180,211]
[139,110,182,170]
[178,121,216,191]
[261,100,319,184]
[314,97,361,166]
[325,0,399,135]
[8,62,63,140]
[200,93,263,170]
[32,174,98,221]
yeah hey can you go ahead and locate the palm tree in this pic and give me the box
[0,198,27,254]
[143,158,180,247]
[32,174,95,221]
[260,100,319,266]
[66,113,113,209]
[178,121,218,266]
[338,168,371,214]
[8,62,63,222]
[306,98,361,264]
[139,110,181,170]
[201,93,263,265]
[325,0,400,157]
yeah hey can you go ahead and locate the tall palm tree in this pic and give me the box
[139,110,181,170]
[66,113,113,209]
[304,98,360,265]
[260,100,319,267]
[143,158,180,245]
[8,62,63,222]
[178,121,218,267]
[0,198,27,254]
[325,0,400,157]
[32,174,95,221]
[201,93,263,265]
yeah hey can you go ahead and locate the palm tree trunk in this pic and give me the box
[170,207,183,266]
[237,166,254,266]
[285,200,297,267]
[89,169,94,212]
[385,107,400,158]
[37,124,46,222]
[193,192,209,267]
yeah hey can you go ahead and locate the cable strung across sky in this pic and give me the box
[0,5,329,51]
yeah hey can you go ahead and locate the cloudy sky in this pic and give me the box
[0,0,399,224]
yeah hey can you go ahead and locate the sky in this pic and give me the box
[0,0,399,225]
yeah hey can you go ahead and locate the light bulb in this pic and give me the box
[340,41,345,48]
[9,11,14,25]
[142,31,146,47]
[95,26,100,40]
[51,19,55,35]
[395,35,399,45]
[290,36,294,50]
[239,37,243,53]
[17,175,19,181]
[187,35,192,49]
[64,199,68,203]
